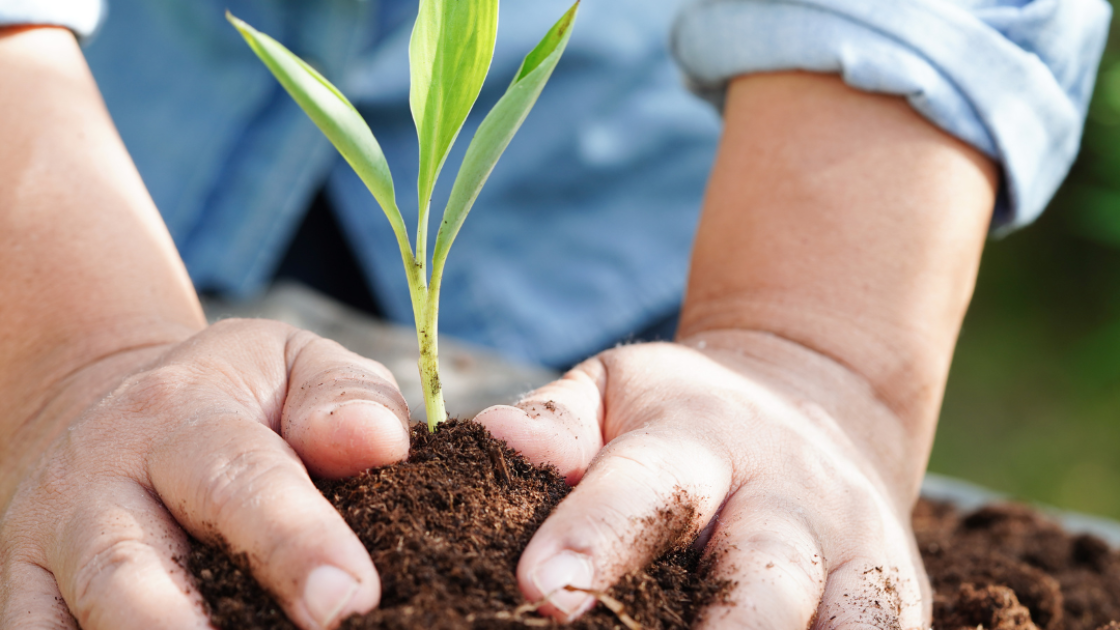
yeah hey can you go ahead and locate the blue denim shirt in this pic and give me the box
[1,0,1110,367]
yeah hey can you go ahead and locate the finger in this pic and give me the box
[693,488,828,630]
[813,560,926,630]
[282,333,411,478]
[516,429,732,621]
[0,560,77,629]
[149,416,378,630]
[46,482,210,629]
[474,358,606,484]
[811,526,928,630]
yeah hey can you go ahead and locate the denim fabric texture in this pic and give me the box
[0,0,1109,365]
[672,0,1112,232]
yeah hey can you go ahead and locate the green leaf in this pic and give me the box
[513,2,579,84]
[227,12,410,255]
[409,0,500,214]
[430,2,579,280]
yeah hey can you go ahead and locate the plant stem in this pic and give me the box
[406,246,446,431]
[417,290,446,431]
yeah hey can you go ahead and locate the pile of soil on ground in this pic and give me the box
[188,419,729,630]
[914,498,1120,630]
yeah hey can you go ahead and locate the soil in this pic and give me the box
[186,419,1120,630]
[914,499,1120,630]
[188,419,728,629]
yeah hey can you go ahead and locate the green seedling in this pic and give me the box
[228,1,579,431]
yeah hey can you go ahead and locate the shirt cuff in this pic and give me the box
[671,0,1111,231]
[0,0,106,40]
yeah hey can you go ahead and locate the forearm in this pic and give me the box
[679,72,997,496]
[0,28,204,452]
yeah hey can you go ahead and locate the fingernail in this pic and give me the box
[304,565,359,629]
[531,551,595,617]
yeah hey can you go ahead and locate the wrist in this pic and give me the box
[677,328,930,509]
[0,321,194,505]
[678,290,950,445]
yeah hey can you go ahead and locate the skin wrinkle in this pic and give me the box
[190,447,299,540]
[215,360,283,429]
[753,536,824,592]
[114,365,207,419]
[69,539,151,618]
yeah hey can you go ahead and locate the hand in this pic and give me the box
[475,71,995,629]
[0,319,412,630]
[476,331,930,629]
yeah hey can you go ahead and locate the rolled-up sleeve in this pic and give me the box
[671,0,1112,231]
[0,0,105,40]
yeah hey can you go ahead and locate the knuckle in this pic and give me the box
[185,444,340,582]
[111,364,201,417]
[194,446,295,529]
[600,433,722,499]
[747,534,826,588]
[68,537,148,624]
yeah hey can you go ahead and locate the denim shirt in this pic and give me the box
[1,0,1110,367]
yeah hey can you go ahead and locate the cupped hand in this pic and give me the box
[0,319,411,630]
[475,330,931,630]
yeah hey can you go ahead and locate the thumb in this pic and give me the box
[281,332,412,478]
[473,357,606,485]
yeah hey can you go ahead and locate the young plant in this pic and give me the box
[227,1,579,431]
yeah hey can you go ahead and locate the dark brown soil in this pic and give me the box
[914,498,1120,630]
[186,418,1120,630]
[188,419,728,629]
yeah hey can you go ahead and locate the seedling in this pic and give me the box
[228,1,579,430]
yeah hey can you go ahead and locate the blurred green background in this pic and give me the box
[928,10,1120,518]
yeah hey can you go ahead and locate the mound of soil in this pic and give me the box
[914,499,1120,630]
[187,418,1120,629]
[188,419,729,629]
